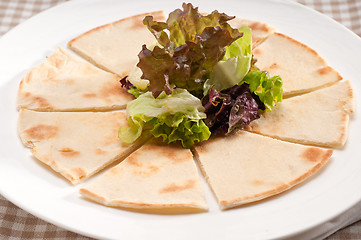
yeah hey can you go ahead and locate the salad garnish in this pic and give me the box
[119,3,283,148]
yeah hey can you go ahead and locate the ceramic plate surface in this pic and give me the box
[0,0,360,239]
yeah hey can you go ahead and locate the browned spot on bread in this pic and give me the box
[301,148,322,162]
[159,179,195,194]
[317,66,333,75]
[25,124,58,140]
[252,179,264,186]
[82,93,97,98]
[270,63,278,69]
[160,147,191,164]
[59,148,80,157]
[148,165,159,173]
[32,96,51,108]
[100,81,132,100]
[127,155,143,167]
[194,144,209,154]
[95,148,107,155]
[109,166,122,175]
[253,48,262,55]
[249,22,269,32]
[132,164,160,178]
[72,167,86,179]
[301,148,332,162]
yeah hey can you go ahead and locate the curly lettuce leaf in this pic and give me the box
[137,26,240,98]
[203,25,252,95]
[241,71,283,110]
[143,3,241,51]
[119,89,210,148]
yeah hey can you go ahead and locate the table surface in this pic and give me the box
[1,0,361,239]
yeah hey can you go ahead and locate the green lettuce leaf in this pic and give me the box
[119,88,210,148]
[241,71,283,110]
[127,86,146,98]
[203,25,252,95]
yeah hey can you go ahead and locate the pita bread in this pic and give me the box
[253,32,342,97]
[80,141,208,213]
[18,109,146,184]
[68,11,165,77]
[17,47,133,111]
[193,131,332,210]
[228,18,275,46]
[248,80,354,149]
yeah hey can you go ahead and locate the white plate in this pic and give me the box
[0,0,360,239]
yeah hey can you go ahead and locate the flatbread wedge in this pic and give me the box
[248,80,354,149]
[80,141,208,213]
[17,47,133,111]
[193,131,333,210]
[253,32,342,97]
[18,109,146,184]
[68,11,165,77]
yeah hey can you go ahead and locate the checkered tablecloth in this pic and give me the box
[1,0,361,239]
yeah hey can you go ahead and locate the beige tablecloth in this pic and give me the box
[1,0,361,239]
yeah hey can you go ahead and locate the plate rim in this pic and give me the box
[1,0,361,239]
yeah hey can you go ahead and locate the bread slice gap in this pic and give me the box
[193,131,333,210]
[248,80,355,149]
[253,32,342,97]
[68,11,165,78]
[17,47,134,112]
[80,140,208,214]
[18,109,147,185]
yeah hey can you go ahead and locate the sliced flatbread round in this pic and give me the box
[17,47,133,111]
[68,11,165,77]
[248,80,354,149]
[80,142,208,213]
[18,109,145,184]
[253,32,342,97]
[193,131,332,210]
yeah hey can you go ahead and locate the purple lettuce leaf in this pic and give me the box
[202,83,260,135]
